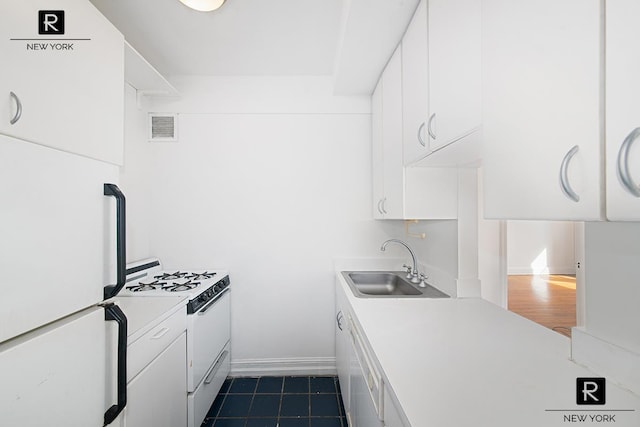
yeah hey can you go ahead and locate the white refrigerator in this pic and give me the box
[0,133,128,426]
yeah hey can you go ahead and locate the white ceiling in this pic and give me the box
[90,0,344,77]
[90,0,420,94]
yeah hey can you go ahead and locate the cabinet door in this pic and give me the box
[427,0,481,151]
[605,0,640,221]
[335,284,351,418]
[381,46,405,219]
[0,0,124,165]
[349,327,383,427]
[383,386,409,427]
[402,0,429,165]
[372,78,385,219]
[482,0,602,220]
[126,333,187,427]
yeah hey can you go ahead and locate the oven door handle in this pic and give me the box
[197,288,230,315]
[205,349,229,385]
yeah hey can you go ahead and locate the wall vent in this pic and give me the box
[148,113,178,142]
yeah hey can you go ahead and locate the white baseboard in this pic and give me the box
[571,327,640,396]
[230,357,336,377]
[507,266,576,275]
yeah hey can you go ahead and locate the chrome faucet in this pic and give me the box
[380,239,422,285]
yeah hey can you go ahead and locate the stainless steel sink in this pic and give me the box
[342,271,450,298]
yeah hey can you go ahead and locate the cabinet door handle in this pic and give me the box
[151,327,170,340]
[336,311,344,331]
[9,92,22,125]
[427,113,436,140]
[377,199,384,214]
[559,145,580,202]
[417,121,426,147]
[381,197,388,214]
[617,127,640,197]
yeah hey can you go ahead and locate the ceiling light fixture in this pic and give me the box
[179,0,226,12]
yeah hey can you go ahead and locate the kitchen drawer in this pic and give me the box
[189,343,231,427]
[128,308,187,382]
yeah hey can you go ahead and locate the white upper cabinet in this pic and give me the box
[482,0,603,220]
[605,0,640,221]
[372,78,386,220]
[372,46,458,220]
[0,0,124,165]
[373,47,405,219]
[427,0,481,152]
[401,0,481,166]
[401,0,429,165]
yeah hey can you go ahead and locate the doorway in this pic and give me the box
[505,221,581,337]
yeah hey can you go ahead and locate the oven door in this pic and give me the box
[187,289,231,392]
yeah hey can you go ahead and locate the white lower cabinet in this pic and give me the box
[115,307,188,427]
[383,387,410,427]
[335,284,351,419]
[336,280,410,427]
[125,332,187,427]
[349,317,383,427]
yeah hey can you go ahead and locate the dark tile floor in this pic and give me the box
[201,376,347,427]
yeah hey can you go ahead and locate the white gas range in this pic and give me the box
[120,258,231,427]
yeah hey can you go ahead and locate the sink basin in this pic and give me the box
[342,271,450,298]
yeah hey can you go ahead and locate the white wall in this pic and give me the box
[388,219,459,297]
[118,76,464,374]
[569,222,640,395]
[119,83,152,262]
[124,76,411,374]
[477,168,506,307]
[582,222,640,355]
[506,220,576,275]
[456,168,481,297]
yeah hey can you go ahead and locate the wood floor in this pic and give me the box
[507,274,576,337]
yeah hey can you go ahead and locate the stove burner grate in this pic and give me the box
[162,280,201,292]
[155,271,188,281]
[186,271,217,280]
[126,280,166,292]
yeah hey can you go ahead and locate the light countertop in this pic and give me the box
[336,272,640,426]
[110,296,187,344]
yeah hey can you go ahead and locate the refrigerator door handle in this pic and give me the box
[103,183,126,299]
[103,303,128,426]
